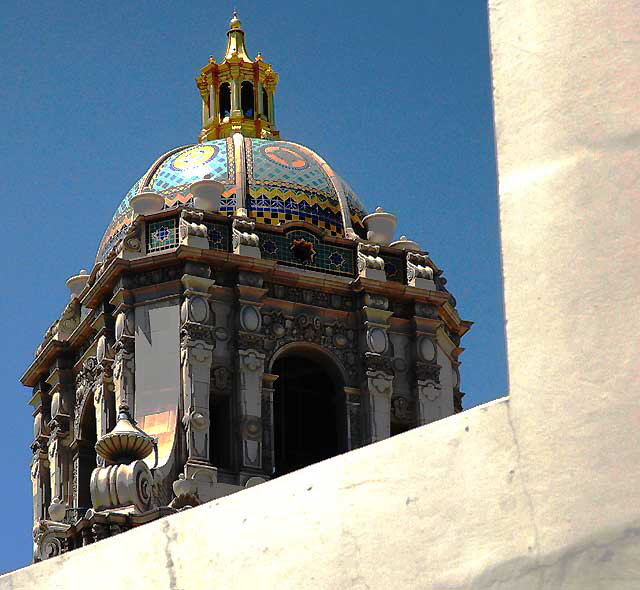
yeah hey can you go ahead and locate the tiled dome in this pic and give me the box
[96,137,368,261]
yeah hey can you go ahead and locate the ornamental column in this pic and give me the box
[29,380,51,524]
[180,270,216,481]
[230,74,242,118]
[413,302,444,425]
[360,292,395,444]
[111,307,135,411]
[238,348,265,472]
[236,266,268,480]
[46,358,74,512]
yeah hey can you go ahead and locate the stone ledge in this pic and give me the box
[4,397,639,589]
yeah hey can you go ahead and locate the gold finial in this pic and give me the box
[208,55,216,64]
[224,9,251,62]
[256,52,263,61]
[230,9,241,30]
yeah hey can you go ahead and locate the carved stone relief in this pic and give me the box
[260,310,357,383]
[266,283,355,312]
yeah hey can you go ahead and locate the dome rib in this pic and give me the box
[141,145,193,189]
[284,141,356,236]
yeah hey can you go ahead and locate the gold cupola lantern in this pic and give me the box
[196,11,280,142]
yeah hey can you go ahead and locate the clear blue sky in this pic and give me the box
[0,0,505,573]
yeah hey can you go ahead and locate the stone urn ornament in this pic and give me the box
[65,269,89,299]
[130,189,165,216]
[363,207,397,245]
[190,179,225,212]
[390,235,421,251]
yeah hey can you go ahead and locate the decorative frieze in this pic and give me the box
[123,265,182,290]
[266,283,355,312]
[260,310,358,383]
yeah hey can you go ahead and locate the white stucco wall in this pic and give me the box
[2,1,639,588]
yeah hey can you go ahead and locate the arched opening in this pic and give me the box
[77,400,97,510]
[262,88,269,121]
[272,349,346,476]
[219,82,231,120]
[241,81,254,118]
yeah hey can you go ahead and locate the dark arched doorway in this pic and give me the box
[272,351,346,476]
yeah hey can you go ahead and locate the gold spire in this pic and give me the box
[195,13,280,142]
[224,10,252,62]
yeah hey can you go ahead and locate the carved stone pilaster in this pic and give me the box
[238,349,265,470]
[357,242,386,280]
[113,310,135,410]
[180,328,214,462]
[30,449,50,524]
[30,382,52,524]
[364,368,394,443]
[46,428,72,509]
[47,363,74,507]
[416,381,442,424]
[388,331,414,429]
[180,272,218,499]
[180,285,215,462]
[415,358,443,425]
[406,252,435,290]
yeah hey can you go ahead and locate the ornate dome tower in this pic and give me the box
[22,13,471,562]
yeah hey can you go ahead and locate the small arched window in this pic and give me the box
[262,88,270,121]
[219,83,231,120]
[241,81,254,118]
